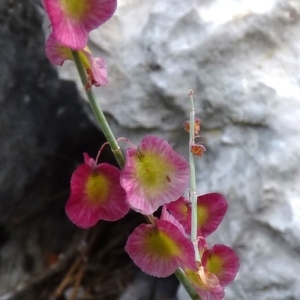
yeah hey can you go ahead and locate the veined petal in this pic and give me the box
[196,193,228,237]
[83,50,109,86]
[165,196,190,233]
[202,244,240,287]
[125,219,196,278]
[43,0,117,49]
[45,34,108,87]
[167,193,228,238]
[161,205,186,236]
[45,32,72,65]
[65,153,129,228]
[121,136,190,215]
[185,267,225,300]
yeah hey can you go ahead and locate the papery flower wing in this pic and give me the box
[161,205,186,236]
[165,196,190,233]
[45,32,72,65]
[43,0,117,49]
[121,135,190,215]
[125,219,196,278]
[198,285,225,300]
[65,154,129,228]
[185,267,225,300]
[202,244,240,287]
[196,193,228,237]
[45,34,108,87]
[83,50,108,86]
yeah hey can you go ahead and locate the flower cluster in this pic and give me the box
[65,136,239,299]
[42,1,239,299]
[166,195,239,299]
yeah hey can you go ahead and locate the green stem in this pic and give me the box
[189,90,200,262]
[71,50,125,168]
[175,268,202,300]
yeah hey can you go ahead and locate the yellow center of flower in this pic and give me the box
[85,172,110,203]
[60,0,89,20]
[205,254,223,276]
[180,202,188,216]
[58,45,73,60]
[146,229,181,258]
[135,152,174,193]
[197,205,209,228]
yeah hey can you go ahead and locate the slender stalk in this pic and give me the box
[71,50,125,168]
[175,268,202,300]
[189,90,200,262]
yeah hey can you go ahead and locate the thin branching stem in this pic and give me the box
[71,50,125,168]
[189,90,200,262]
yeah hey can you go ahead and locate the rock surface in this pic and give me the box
[58,0,300,299]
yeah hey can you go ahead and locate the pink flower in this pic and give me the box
[160,205,187,236]
[195,193,228,237]
[43,0,117,49]
[184,244,239,300]
[125,217,196,278]
[65,153,129,228]
[120,136,190,215]
[202,244,240,287]
[165,196,190,233]
[166,193,228,238]
[185,266,225,300]
[45,33,108,88]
